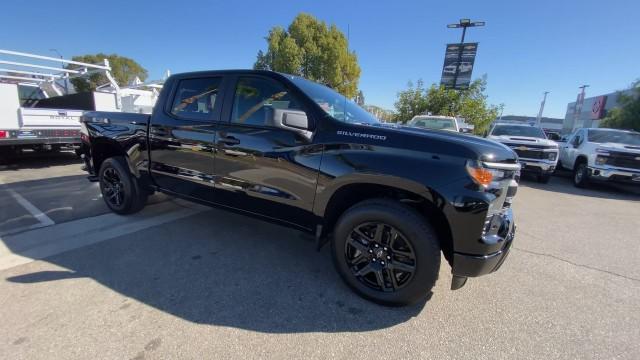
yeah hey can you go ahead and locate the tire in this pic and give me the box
[331,198,441,306]
[573,161,589,188]
[537,174,551,183]
[98,156,148,214]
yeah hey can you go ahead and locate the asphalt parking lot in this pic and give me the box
[1,152,639,359]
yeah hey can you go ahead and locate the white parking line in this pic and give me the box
[0,199,207,271]
[4,186,55,227]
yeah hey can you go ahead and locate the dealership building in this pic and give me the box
[562,89,632,133]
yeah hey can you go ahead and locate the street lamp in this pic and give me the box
[49,48,68,94]
[571,85,589,131]
[536,91,550,126]
[446,18,485,89]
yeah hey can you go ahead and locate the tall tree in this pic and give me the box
[253,13,361,98]
[393,76,500,134]
[67,54,148,92]
[600,80,640,132]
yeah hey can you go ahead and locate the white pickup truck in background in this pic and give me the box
[0,82,83,155]
[0,49,162,161]
[559,128,640,187]
[487,122,559,183]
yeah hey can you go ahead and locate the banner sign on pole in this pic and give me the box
[440,43,478,90]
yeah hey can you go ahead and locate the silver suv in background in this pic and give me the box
[559,128,640,187]
[487,123,559,183]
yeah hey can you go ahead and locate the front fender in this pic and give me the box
[312,173,442,218]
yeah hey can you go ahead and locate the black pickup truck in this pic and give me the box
[80,70,519,305]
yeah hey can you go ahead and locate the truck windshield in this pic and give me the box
[491,125,547,139]
[288,76,380,125]
[588,129,640,145]
[411,117,456,131]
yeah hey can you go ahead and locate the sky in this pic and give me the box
[1,0,638,119]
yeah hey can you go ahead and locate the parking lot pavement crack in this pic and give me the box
[512,247,640,283]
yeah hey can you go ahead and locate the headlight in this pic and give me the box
[548,152,557,161]
[466,161,509,187]
[595,156,608,165]
[595,148,610,156]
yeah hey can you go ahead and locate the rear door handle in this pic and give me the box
[219,136,240,145]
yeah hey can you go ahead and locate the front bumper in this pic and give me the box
[519,158,556,174]
[451,207,515,286]
[588,165,640,184]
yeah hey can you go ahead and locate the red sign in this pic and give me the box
[591,96,607,119]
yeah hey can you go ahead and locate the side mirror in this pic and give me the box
[282,111,308,130]
[272,109,312,139]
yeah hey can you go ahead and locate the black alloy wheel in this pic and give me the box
[345,222,416,292]
[332,198,441,306]
[98,156,148,214]
[101,167,125,208]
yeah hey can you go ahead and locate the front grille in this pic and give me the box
[513,149,546,159]
[502,143,549,150]
[605,152,640,170]
[502,143,555,160]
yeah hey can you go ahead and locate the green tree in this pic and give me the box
[253,13,361,98]
[67,54,148,92]
[600,80,640,132]
[393,79,429,122]
[393,76,500,134]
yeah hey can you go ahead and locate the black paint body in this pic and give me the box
[80,70,518,284]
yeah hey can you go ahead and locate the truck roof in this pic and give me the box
[168,69,282,78]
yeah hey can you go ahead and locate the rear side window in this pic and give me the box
[231,77,303,126]
[170,77,222,121]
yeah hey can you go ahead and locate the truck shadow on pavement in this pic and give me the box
[5,208,429,333]
[0,150,81,171]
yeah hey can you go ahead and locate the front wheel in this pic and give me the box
[99,156,148,214]
[331,199,441,306]
[573,162,589,188]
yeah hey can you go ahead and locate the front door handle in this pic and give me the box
[219,136,240,145]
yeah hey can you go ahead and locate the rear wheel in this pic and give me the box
[99,157,147,214]
[573,161,589,188]
[331,199,441,306]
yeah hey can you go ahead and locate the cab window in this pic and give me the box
[170,77,222,121]
[231,77,303,126]
[571,131,584,147]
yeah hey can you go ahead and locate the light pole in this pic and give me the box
[447,18,485,89]
[49,48,68,94]
[535,91,550,127]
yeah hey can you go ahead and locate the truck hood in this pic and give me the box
[363,123,517,163]
[597,142,640,155]
[488,135,558,148]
